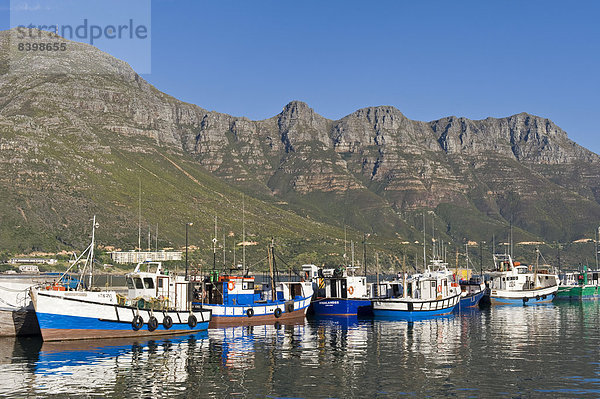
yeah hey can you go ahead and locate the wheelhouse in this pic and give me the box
[125,261,190,311]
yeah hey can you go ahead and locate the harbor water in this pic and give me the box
[1,301,600,398]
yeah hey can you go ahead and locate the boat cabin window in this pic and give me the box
[242,281,254,290]
[517,267,528,274]
[134,277,144,289]
[143,278,154,289]
[157,279,163,288]
[431,281,436,288]
[126,277,134,289]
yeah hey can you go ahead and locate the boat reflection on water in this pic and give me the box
[6,302,600,398]
[33,333,210,395]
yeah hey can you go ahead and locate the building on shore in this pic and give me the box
[110,250,182,264]
[18,265,40,273]
[9,258,57,265]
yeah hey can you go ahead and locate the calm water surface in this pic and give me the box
[1,302,600,398]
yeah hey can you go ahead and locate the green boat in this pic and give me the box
[556,266,600,300]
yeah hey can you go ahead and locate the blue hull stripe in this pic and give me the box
[373,304,458,320]
[196,296,311,317]
[311,299,372,316]
[37,312,209,332]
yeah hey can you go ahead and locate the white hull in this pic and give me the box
[203,297,312,318]
[490,284,558,304]
[372,293,461,313]
[32,289,211,341]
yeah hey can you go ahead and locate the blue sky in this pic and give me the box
[2,1,599,153]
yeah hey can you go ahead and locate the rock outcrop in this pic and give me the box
[1,28,599,248]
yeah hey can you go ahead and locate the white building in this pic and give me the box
[110,251,183,264]
[18,265,40,273]
[9,258,57,265]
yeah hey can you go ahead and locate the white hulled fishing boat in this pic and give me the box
[487,251,559,305]
[372,259,461,320]
[31,217,211,341]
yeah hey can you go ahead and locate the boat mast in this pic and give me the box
[242,195,246,275]
[376,252,380,296]
[212,215,217,272]
[596,226,599,270]
[455,249,459,279]
[422,212,426,271]
[402,253,407,299]
[510,219,513,259]
[432,214,435,261]
[363,233,367,277]
[138,179,141,251]
[88,215,97,289]
[268,239,276,301]
[344,225,347,266]
[534,247,540,289]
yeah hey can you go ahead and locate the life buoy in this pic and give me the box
[304,271,309,280]
[148,316,158,332]
[188,314,198,328]
[348,286,354,295]
[274,308,282,318]
[131,315,144,331]
[437,285,442,293]
[163,315,173,329]
[227,282,235,291]
[246,308,254,317]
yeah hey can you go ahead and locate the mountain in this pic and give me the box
[1,29,599,267]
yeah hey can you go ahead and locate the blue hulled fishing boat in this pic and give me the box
[373,260,460,320]
[195,241,313,327]
[303,264,372,317]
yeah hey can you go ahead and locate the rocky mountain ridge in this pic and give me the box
[1,29,599,260]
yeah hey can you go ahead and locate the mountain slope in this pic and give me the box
[1,29,599,267]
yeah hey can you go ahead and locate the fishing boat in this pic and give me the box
[195,241,313,327]
[372,260,461,320]
[555,266,600,300]
[303,264,372,317]
[487,252,559,305]
[0,275,41,337]
[0,271,80,337]
[451,249,486,308]
[458,277,486,308]
[31,217,211,341]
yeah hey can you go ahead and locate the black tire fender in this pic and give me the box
[274,308,282,318]
[148,316,158,332]
[246,308,254,318]
[188,314,198,328]
[163,315,173,329]
[131,315,144,331]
